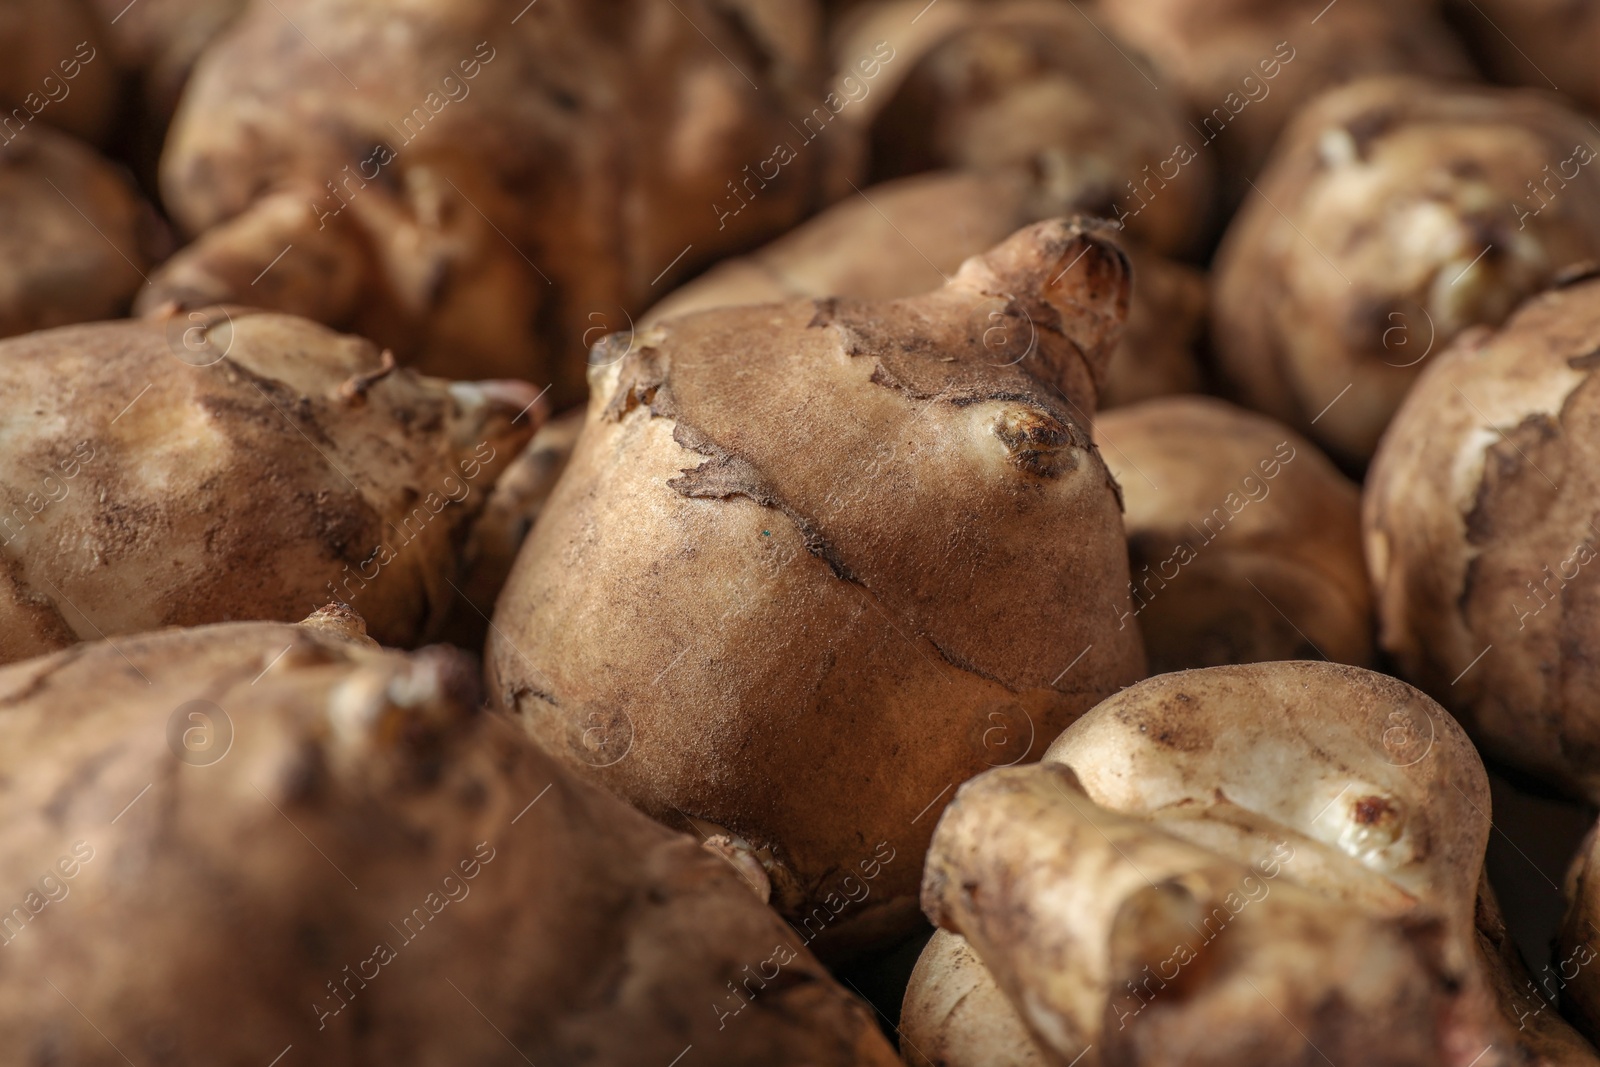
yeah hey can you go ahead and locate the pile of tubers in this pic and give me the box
[12,1,1600,1064]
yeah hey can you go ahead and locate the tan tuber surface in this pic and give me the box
[0,126,166,340]
[644,168,1207,410]
[1213,75,1600,465]
[901,929,1045,1067]
[142,0,845,400]
[0,609,898,1065]
[0,309,539,663]
[835,0,1215,257]
[910,662,1594,1066]
[1365,268,1600,800]
[490,219,1147,955]
[1094,396,1371,673]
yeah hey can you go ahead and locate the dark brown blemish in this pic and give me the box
[1353,795,1396,826]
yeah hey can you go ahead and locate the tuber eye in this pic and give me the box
[1331,793,1408,870]
[990,406,1076,478]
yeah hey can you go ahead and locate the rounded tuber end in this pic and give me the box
[953,217,1132,410]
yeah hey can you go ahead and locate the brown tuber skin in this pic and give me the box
[1213,75,1600,465]
[1446,0,1600,116]
[0,125,167,340]
[139,0,846,402]
[909,662,1596,1067]
[1095,0,1472,207]
[1365,269,1600,801]
[0,309,540,663]
[1094,396,1372,673]
[1559,820,1600,1045]
[0,610,899,1065]
[836,0,1214,258]
[490,219,1147,955]
[0,0,117,145]
[644,169,1208,410]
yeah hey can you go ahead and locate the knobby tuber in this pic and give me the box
[835,0,1215,257]
[0,309,539,663]
[0,125,166,340]
[142,0,846,401]
[0,609,898,1065]
[1366,267,1600,800]
[0,0,115,145]
[1096,0,1471,207]
[908,662,1595,1067]
[1213,76,1600,464]
[1446,0,1600,116]
[490,219,1147,955]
